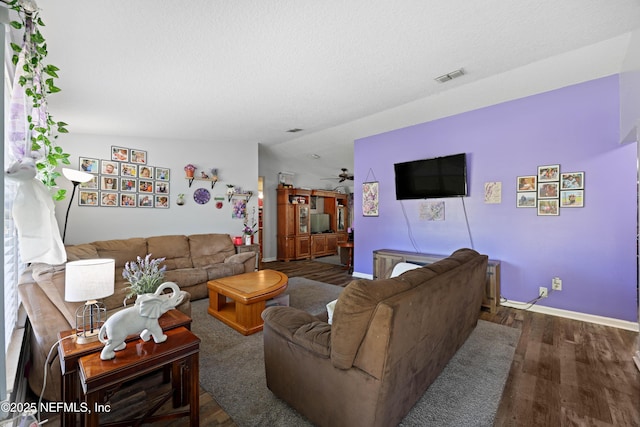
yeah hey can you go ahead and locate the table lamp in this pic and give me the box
[65,258,115,344]
[62,167,94,243]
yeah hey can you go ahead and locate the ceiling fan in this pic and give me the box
[323,168,354,182]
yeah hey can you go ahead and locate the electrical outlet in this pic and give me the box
[539,287,548,298]
[552,277,562,291]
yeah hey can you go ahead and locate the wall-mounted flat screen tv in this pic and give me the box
[394,153,467,200]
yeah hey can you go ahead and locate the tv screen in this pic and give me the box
[394,153,467,200]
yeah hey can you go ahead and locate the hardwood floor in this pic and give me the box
[40,259,639,426]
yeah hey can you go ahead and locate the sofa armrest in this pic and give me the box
[262,306,331,357]
[224,251,256,272]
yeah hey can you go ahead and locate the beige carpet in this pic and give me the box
[192,277,520,426]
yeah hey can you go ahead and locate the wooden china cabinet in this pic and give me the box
[277,187,349,261]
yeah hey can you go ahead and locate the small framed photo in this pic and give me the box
[130,149,147,164]
[560,172,584,190]
[120,193,137,207]
[79,157,99,174]
[121,163,138,177]
[79,175,98,189]
[100,192,118,207]
[138,194,154,208]
[155,167,170,181]
[155,195,170,208]
[101,160,119,176]
[538,164,560,182]
[120,178,137,192]
[100,176,118,191]
[155,181,169,194]
[111,146,129,162]
[517,175,536,192]
[538,199,559,216]
[78,190,99,206]
[516,192,537,208]
[561,190,584,207]
[538,182,559,199]
[139,166,154,179]
[139,180,154,193]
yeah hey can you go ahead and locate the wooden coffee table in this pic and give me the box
[207,269,288,335]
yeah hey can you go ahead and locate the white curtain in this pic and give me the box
[3,20,22,353]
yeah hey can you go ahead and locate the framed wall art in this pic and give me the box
[560,172,584,190]
[101,160,119,175]
[78,190,98,206]
[362,181,379,217]
[538,199,559,216]
[121,163,138,177]
[111,146,129,162]
[517,192,536,208]
[80,157,99,174]
[517,175,536,191]
[538,182,559,199]
[561,190,584,207]
[537,164,559,182]
[130,149,147,164]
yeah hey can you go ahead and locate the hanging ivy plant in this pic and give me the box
[8,0,70,200]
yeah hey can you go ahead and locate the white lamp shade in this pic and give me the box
[62,168,94,184]
[65,259,115,302]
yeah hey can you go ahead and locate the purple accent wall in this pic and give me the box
[354,75,637,322]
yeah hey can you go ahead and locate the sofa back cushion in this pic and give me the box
[331,248,484,370]
[147,235,192,270]
[188,234,235,268]
[91,238,148,268]
[65,243,100,261]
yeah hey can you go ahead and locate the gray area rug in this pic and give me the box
[191,277,520,427]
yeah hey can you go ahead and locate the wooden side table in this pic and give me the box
[58,309,191,427]
[78,327,200,427]
[338,241,354,274]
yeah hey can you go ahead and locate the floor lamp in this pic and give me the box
[62,168,94,243]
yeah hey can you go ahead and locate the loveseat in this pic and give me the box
[261,248,488,427]
[18,233,256,401]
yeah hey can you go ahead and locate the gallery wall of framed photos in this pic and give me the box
[77,146,171,208]
[516,164,584,216]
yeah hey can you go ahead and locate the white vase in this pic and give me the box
[244,235,252,245]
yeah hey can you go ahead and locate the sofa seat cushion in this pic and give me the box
[262,306,332,357]
[189,233,236,268]
[31,266,82,326]
[164,268,208,288]
[147,235,192,270]
[92,238,147,268]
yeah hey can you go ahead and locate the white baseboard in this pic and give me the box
[352,271,372,280]
[500,300,639,332]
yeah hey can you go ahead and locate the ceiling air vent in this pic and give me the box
[286,128,303,133]
[434,68,465,83]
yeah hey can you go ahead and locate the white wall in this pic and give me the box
[55,133,259,245]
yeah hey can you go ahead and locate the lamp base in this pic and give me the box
[75,300,107,345]
[75,329,101,345]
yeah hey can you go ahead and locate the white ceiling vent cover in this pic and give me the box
[435,68,465,83]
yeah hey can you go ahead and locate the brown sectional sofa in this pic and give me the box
[262,248,488,427]
[18,233,256,401]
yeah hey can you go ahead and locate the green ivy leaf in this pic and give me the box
[53,190,67,202]
[10,21,22,30]
[10,42,22,52]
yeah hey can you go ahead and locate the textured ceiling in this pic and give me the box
[10,0,640,181]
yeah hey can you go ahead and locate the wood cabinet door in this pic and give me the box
[296,236,311,258]
[326,234,338,254]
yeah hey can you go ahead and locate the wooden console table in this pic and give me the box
[78,326,200,427]
[58,309,191,427]
[373,249,501,313]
